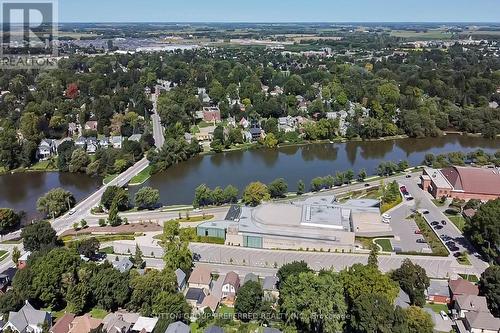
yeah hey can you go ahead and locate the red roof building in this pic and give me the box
[449,278,479,300]
[421,166,500,201]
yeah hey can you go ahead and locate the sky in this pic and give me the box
[57,0,500,23]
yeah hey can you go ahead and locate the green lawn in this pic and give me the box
[100,246,114,254]
[103,174,118,185]
[129,166,152,186]
[432,199,446,207]
[0,250,8,261]
[458,274,479,283]
[425,303,449,314]
[456,252,471,265]
[89,308,108,319]
[447,215,466,232]
[170,215,214,223]
[374,239,393,252]
[29,159,58,171]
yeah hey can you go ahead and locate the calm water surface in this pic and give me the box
[136,135,500,205]
[1,135,499,217]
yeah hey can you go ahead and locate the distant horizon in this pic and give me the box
[56,21,500,24]
[55,0,500,24]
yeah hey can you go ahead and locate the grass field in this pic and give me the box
[129,166,152,186]
[375,239,393,252]
[0,250,8,261]
[425,303,449,314]
[459,274,479,283]
[170,215,214,223]
[103,174,118,185]
[390,29,453,40]
[456,252,472,266]
[89,308,108,319]
[447,214,466,232]
[61,233,140,244]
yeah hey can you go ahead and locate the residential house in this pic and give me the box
[221,271,240,300]
[278,116,297,132]
[112,257,133,273]
[37,139,56,160]
[269,86,283,97]
[68,314,102,333]
[99,137,110,149]
[200,295,219,313]
[86,137,99,154]
[227,117,236,127]
[17,252,31,270]
[426,279,451,304]
[185,288,206,313]
[84,121,98,132]
[68,123,80,136]
[239,117,250,129]
[131,317,158,333]
[463,311,500,333]
[50,313,75,333]
[0,274,11,294]
[128,134,141,142]
[3,300,52,333]
[202,107,221,123]
[187,266,212,291]
[203,327,223,333]
[262,276,279,302]
[394,289,411,309]
[454,295,489,318]
[184,133,193,144]
[75,137,87,150]
[449,279,479,300]
[197,88,211,104]
[242,131,252,143]
[175,268,187,292]
[243,273,258,285]
[249,126,262,141]
[102,311,139,333]
[110,136,123,149]
[165,321,190,333]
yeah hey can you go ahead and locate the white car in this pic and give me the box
[382,213,392,220]
[68,209,77,215]
[440,310,449,321]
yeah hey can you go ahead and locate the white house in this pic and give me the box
[37,139,56,160]
[221,271,240,299]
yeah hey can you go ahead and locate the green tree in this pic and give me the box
[280,270,347,333]
[162,221,192,273]
[465,198,500,261]
[107,199,121,227]
[69,148,90,173]
[479,265,500,317]
[368,243,379,268]
[357,169,367,182]
[101,186,129,211]
[268,178,288,198]
[128,269,177,316]
[0,208,20,234]
[132,244,145,269]
[297,180,305,195]
[0,127,22,170]
[11,246,20,265]
[405,306,433,333]
[341,264,399,304]
[235,280,264,322]
[21,220,57,252]
[349,293,401,333]
[36,188,75,218]
[242,182,270,206]
[391,259,430,307]
[223,185,239,204]
[193,184,213,208]
[134,187,160,210]
[90,265,130,311]
[277,261,312,289]
[262,133,278,148]
[310,177,325,192]
[76,237,100,258]
[152,291,191,320]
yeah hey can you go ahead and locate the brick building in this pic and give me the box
[421,166,500,201]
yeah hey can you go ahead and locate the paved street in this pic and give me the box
[151,93,165,148]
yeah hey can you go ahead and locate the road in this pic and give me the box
[151,93,165,148]
[51,94,166,234]
[399,177,489,275]
[52,157,150,233]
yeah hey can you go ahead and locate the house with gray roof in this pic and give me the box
[203,327,223,333]
[37,139,56,160]
[112,257,133,273]
[243,273,258,285]
[175,268,186,291]
[128,134,141,142]
[263,276,279,301]
[3,300,52,333]
[165,321,190,333]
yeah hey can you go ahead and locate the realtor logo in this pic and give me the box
[1,0,58,69]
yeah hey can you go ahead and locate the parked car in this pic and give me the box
[440,234,451,241]
[416,239,427,244]
[382,213,392,220]
[434,225,444,230]
[364,183,371,187]
[406,196,414,201]
[405,174,412,178]
[431,221,440,226]
[441,220,447,225]
[414,230,422,234]
[440,311,449,321]
[422,210,430,214]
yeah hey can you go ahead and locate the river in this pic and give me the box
[0,135,499,217]
[133,135,500,205]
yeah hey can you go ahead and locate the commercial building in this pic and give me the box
[421,166,500,201]
[196,196,392,252]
